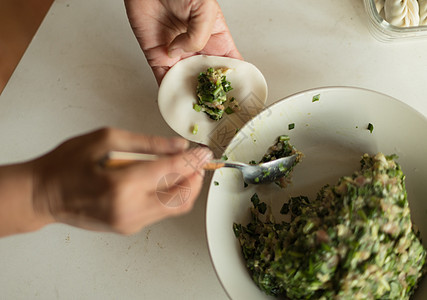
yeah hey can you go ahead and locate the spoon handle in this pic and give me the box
[101,151,226,170]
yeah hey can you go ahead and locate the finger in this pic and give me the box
[226,47,244,60]
[114,171,205,234]
[143,147,213,187]
[152,66,169,85]
[156,170,204,215]
[93,128,190,155]
[168,0,219,56]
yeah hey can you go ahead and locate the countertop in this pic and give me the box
[0,0,426,299]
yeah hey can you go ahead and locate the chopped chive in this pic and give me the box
[214,181,219,186]
[225,107,234,115]
[192,124,199,135]
[312,94,320,102]
[221,155,228,161]
[279,135,290,141]
[367,123,374,133]
[257,202,267,214]
[193,104,202,112]
[251,193,260,206]
[278,163,287,173]
[288,123,295,130]
[280,202,290,214]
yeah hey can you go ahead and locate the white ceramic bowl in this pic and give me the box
[206,86,427,299]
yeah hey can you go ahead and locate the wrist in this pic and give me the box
[0,161,54,237]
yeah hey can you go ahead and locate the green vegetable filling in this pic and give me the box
[257,135,303,188]
[234,153,426,299]
[195,68,237,121]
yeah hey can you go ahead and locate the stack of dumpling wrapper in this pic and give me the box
[375,0,427,27]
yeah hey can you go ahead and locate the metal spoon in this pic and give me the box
[101,151,298,184]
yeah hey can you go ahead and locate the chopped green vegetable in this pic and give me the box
[214,181,219,186]
[193,104,202,112]
[251,193,260,206]
[224,107,234,115]
[221,154,228,161]
[279,135,290,142]
[368,123,374,133]
[278,162,286,173]
[234,153,426,299]
[288,123,295,130]
[192,124,198,135]
[312,94,320,102]
[195,68,238,121]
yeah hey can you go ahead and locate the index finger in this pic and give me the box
[142,147,213,187]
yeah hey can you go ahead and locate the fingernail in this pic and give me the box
[168,47,183,58]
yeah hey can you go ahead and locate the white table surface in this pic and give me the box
[0,0,426,299]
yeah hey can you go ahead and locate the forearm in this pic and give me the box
[0,161,51,237]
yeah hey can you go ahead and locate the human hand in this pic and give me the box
[32,128,212,235]
[124,0,243,84]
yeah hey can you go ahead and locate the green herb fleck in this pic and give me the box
[193,104,202,112]
[225,107,234,115]
[278,163,287,173]
[214,181,219,186]
[280,202,289,214]
[221,155,228,161]
[192,124,198,135]
[288,123,295,130]
[312,94,320,102]
[367,123,374,133]
[279,135,290,141]
[251,193,260,206]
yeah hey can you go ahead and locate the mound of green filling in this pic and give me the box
[195,67,237,121]
[234,153,426,299]
[255,135,303,188]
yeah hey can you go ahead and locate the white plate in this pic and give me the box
[206,86,427,299]
[158,55,267,154]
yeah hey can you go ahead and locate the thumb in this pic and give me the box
[168,0,219,57]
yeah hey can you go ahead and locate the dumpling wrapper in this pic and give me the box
[158,55,268,155]
[384,0,419,27]
[419,0,427,25]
